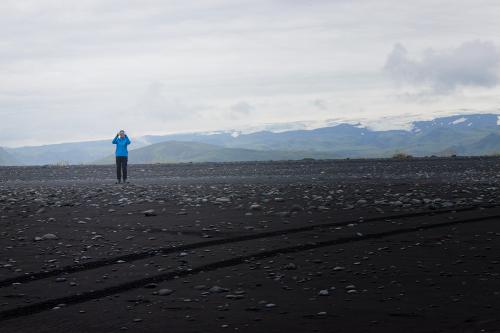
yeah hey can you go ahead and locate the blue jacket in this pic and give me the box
[112,135,131,157]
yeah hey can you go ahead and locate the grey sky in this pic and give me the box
[1,0,500,146]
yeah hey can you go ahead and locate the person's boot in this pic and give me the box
[116,179,121,184]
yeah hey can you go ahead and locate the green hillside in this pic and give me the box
[94,141,338,164]
[445,133,500,156]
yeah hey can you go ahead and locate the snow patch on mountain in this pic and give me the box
[451,117,467,125]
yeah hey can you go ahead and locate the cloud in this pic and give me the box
[229,101,255,119]
[135,81,201,121]
[312,99,327,110]
[384,40,500,93]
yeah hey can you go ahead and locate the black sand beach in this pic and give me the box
[1,157,499,332]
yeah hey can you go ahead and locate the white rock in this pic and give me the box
[249,204,262,211]
[318,290,329,296]
[158,289,173,296]
[35,233,58,241]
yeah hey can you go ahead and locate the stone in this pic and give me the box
[209,286,228,293]
[250,204,262,211]
[158,288,173,296]
[35,233,58,241]
[143,209,157,217]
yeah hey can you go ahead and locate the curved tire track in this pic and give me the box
[0,204,493,288]
[0,210,499,321]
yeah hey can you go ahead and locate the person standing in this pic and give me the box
[112,130,131,184]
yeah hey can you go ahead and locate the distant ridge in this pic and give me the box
[0,147,17,166]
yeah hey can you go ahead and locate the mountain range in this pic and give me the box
[1,113,499,166]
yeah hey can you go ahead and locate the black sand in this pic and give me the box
[1,157,499,332]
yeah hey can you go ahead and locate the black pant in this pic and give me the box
[116,156,128,181]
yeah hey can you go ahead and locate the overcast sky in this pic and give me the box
[1,0,500,147]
